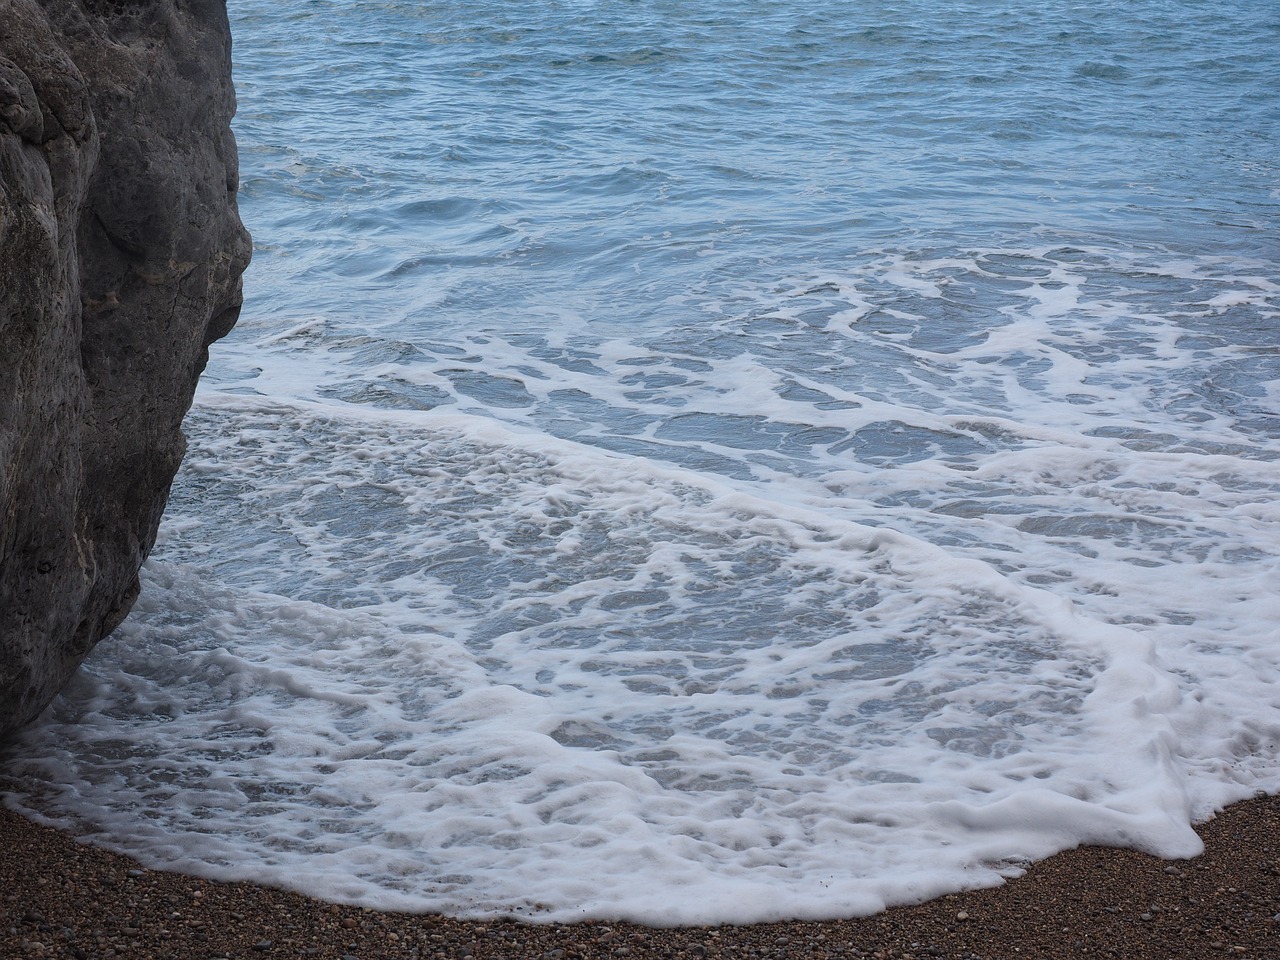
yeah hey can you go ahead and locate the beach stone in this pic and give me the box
[0,0,249,738]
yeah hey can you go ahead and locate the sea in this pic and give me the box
[2,0,1279,925]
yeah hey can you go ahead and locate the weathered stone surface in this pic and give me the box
[0,0,249,737]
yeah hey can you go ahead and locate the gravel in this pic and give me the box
[2,795,1277,959]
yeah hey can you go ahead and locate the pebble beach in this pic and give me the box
[3,795,1277,960]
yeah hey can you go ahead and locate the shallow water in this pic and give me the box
[2,0,1279,924]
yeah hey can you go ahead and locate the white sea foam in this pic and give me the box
[4,269,1279,919]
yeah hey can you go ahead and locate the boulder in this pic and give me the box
[0,0,249,737]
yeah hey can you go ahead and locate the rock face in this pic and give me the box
[0,0,249,737]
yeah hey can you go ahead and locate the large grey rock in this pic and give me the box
[0,0,249,737]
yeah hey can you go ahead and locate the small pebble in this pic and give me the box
[955,911,969,922]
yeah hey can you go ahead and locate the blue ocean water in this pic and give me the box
[3,0,1279,923]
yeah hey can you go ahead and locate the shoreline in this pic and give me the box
[2,795,1276,959]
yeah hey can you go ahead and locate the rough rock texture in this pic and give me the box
[0,0,249,737]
